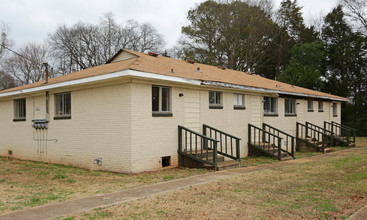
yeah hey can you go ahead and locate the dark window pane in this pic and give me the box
[14,99,26,118]
[55,93,71,116]
[216,92,221,104]
[209,91,215,104]
[21,99,26,117]
[162,87,170,111]
[64,93,71,115]
[152,86,159,111]
[308,100,313,110]
[264,97,270,113]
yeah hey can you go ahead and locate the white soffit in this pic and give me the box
[0,70,201,98]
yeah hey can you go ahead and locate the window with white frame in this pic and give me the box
[14,98,26,121]
[209,91,222,108]
[152,86,171,113]
[233,93,245,109]
[333,103,337,116]
[285,98,296,115]
[307,100,313,111]
[55,92,71,118]
[318,100,323,112]
[263,97,277,114]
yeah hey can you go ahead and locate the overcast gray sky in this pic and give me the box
[0,0,339,49]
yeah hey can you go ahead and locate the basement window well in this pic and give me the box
[161,156,171,167]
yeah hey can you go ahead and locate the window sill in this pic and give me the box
[234,106,246,110]
[54,116,71,120]
[264,113,278,117]
[308,110,314,112]
[209,105,223,109]
[285,114,297,117]
[152,112,173,117]
[13,118,26,122]
[318,110,324,112]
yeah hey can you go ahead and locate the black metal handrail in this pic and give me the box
[324,121,335,147]
[331,121,356,146]
[203,124,241,162]
[306,122,332,136]
[306,122,333,146]
[262,123,295,158]
[248,124,283,160]
[178,125,219,168]
[296,122,326,151]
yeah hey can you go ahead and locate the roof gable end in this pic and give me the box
[106,49,139,64]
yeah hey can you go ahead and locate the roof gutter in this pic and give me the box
[201,81,348,102]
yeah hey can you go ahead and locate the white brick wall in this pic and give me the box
[0,78,344,173]
[0,82,132,173]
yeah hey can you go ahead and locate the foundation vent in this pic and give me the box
[161,156,171,167]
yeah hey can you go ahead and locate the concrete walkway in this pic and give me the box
[349,204,367,220]
[0,147,364,220]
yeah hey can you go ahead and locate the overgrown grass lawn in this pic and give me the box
[0,158,208,213]
[70,144,367,219]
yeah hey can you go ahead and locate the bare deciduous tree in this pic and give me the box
[341,0,367,34]
[3,43,52,85]
[0,22,12,61]
[49,13,166,72]
[0,71,16,90]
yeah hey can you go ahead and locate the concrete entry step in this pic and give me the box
[280,156,294,161]
[214,160,240,171]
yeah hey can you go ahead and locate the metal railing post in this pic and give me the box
[278,138,282,160]
[248,124,251,146]
[324,121,327,131]
[296,123,299,138]
[178,126,182,167]
[236,138,240,162]
[202,125,207,150]
[331,123,334,147]
[213,141,218,169]
[291,136,295,158]
[306,125,309,138]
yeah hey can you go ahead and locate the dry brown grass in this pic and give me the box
[2,137,366,218]
[356,137,367,147]
[0,157,208,213]
[71,146,367,220]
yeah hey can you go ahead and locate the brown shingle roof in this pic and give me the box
[0,49,348,101]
